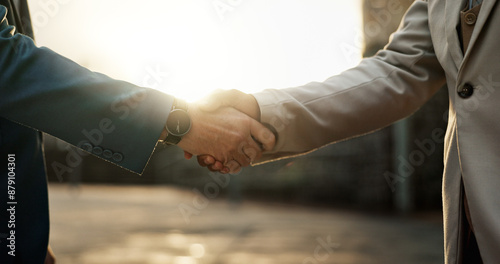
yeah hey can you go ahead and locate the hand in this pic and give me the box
[177,102,274,173]
[188,90,275,173]
[184,151,229,174]
[199,89,261,120]
[45,245,56,264]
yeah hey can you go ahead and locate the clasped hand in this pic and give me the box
[177,90,275,174]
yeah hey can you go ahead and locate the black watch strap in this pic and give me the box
[163,98,191,145]
[164,131,182,145]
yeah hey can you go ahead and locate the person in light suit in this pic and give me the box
[0,1,274,263]
[198,0,499,263]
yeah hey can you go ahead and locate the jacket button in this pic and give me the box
[92,146,103,156]
[81,142,93,153]
[103,149,113,159]
[112,153,124,162]
[458,83,474,98]
[465,13,476,25]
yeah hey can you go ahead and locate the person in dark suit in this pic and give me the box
[0,1,275,263]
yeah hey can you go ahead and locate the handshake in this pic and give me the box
[159,89,276,174]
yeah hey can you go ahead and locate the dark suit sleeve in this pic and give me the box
[0,6,172,174]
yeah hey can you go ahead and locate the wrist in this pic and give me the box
[159,127,168,141]
[248,94,261,121]
[160,98,191,145]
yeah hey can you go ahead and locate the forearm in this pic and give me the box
[253,0,446,163]
[0,7,172,173]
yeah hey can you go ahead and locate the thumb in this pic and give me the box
[250,119,276,152]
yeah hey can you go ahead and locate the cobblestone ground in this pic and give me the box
[48,184,444,264]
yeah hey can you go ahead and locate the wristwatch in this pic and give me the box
[163,98,191,145]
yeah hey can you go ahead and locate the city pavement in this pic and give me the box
[48,184,444,264]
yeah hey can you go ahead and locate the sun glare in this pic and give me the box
[29,0,362,102]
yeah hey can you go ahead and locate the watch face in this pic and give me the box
[166,109,191,136]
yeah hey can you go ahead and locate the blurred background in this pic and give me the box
[29,0,448,263]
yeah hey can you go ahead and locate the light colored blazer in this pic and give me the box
[254,0,500,263]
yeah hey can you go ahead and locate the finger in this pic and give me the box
[232,148,252,168]
[184,151,193,160]
[208,161,224,172]
[197,155,216,167]
[196,156,207,167]
[240,140,262,162]
[249,119,276,152]
[230,120,265,166]
[225,160,242,174]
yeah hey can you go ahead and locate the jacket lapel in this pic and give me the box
[445,0,465,71]
[463,0,497,60]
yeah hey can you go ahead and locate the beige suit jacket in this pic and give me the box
[253,0,500,263]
